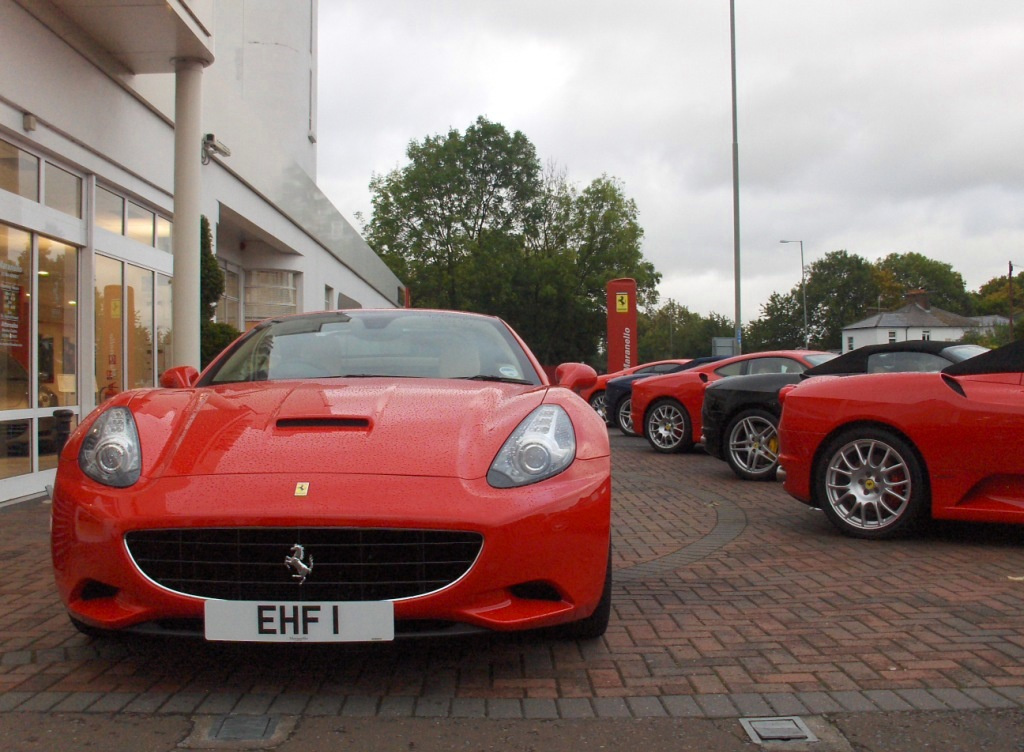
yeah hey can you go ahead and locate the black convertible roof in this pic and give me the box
[802,340,965,378]
[943,338,1024,376]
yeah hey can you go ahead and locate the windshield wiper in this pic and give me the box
[455,374,535,385]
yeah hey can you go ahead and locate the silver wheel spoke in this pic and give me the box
[825,437,913,531]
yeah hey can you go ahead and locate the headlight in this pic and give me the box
[488,405,576,488]
[79,407,141,487]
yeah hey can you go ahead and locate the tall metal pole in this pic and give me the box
[781,240,808,347]
[730,0,742,354]
[1011,261,1015,342]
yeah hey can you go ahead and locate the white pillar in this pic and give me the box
[172,58,206,370]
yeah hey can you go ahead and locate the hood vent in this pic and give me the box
[276,417,370,429]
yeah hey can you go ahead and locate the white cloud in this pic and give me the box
[316,0,1024,319]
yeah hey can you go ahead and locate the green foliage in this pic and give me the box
[743,249,1003,352]
[201,320,241,369]
[639,300,732,360]
[873,252,972,314]
[803,250,879,350]
[365,117,660,364]
[198,215,240,369]
[199,215,225,320]
[743,291,805,351]
[971,270,1024,318]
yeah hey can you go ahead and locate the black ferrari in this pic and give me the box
[701,340,988,481]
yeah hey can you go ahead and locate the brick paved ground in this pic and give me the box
[2,431,1023,720]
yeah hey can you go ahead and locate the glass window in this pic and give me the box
[37,237,78,407]
[0,225,31,409]
[922,330,931,341]
[0,418,31,478]
[95,187,124,234]
[245,270,297,322]
[95,255,123,402]
[715,361,745,378]
[325,285,333,310]
[0,225,32,480]
[44,163,82,218]
[126,265,154,389]
[746,357,805,375]
[38,412,77,473]
[156,216,173,253]
[156,274,172,377]
[847,337,854,352]
[126,202,155,245]
[887,331,897,344]
[0,139,39,201]
[216,266,240,328]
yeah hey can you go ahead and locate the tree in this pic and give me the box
[743,291,805,351]
[640,300,732,360]
[971,269,1024,319]
[366,117,660,364]
[873,252,971,314]
[366,116,542,311]
[199,215,240,368]
[803,250,878,350]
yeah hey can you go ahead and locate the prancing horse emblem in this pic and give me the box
[284,544,314,584]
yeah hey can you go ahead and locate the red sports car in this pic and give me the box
[778,339,1024,539]
[51,309,612,642]
[581,359,691,424]
[631,350,834,453]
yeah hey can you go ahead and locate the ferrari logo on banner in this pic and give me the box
[606,278,638,373]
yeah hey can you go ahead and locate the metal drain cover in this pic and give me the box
[740,716,818,744]
[210,715,278,741]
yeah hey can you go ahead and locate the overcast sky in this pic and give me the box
[315,1,1024,320]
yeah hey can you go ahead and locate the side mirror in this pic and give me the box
[159,366,200,389]
[554,362,597,393]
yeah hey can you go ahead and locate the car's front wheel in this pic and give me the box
[813,427,928,539]
[589,390,609,424]
[644,398,692,453]
[725,408,780,481]
[615,397,636,436]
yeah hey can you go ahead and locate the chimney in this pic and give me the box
[905,289,930,310]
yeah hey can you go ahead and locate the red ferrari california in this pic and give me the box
[778,339,1024,539]
[630,350,834,453]
[51,310,612,642]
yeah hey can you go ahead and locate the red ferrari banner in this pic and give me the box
[606,278,638,373]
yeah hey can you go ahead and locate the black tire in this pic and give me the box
[643,398,692,453]
[725,408,780,481]
[813,427,929,539]
[588,390,609,424]
[560,545,612,640]
[615,397,636,436]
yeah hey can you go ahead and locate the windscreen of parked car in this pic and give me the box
[202,311,542,386]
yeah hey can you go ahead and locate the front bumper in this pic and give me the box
[51,460,611,638]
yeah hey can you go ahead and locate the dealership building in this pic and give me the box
[0,0,403,501]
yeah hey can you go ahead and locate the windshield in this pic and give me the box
[805,353,838,366]
[202,310,542,386]
[940,344,990,362]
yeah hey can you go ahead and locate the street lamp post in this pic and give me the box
[780,240,808,348]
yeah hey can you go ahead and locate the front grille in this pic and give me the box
[124,528,483,602]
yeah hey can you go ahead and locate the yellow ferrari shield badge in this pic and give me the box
[294,482,310,497]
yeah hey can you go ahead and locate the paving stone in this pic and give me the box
[556,697,595,719]
[486,698,523,719]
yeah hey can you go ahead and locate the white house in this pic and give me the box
[841,290,1004,352]
[0,0,403,501]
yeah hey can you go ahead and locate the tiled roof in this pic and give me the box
[844,301,980,331]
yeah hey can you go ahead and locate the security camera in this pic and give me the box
[202,133,231,158]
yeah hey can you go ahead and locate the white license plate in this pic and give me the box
[204,600,395,642]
